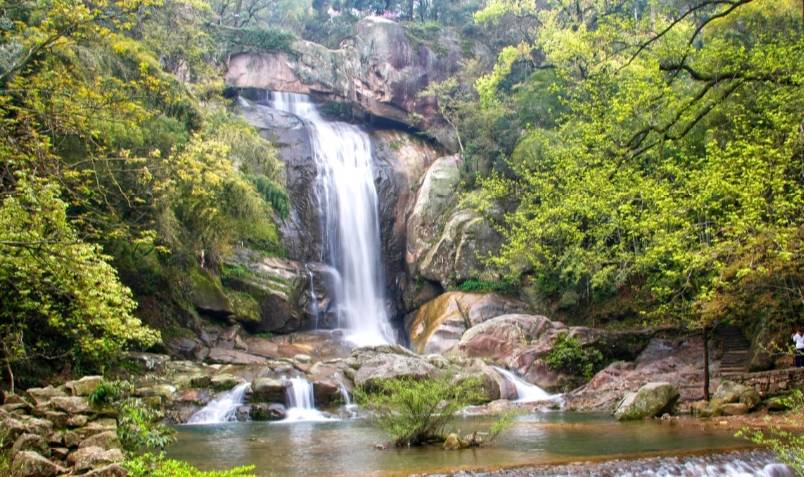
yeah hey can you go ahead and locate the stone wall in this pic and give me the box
[726,367,804,397]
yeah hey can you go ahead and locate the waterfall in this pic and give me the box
[187,382,250,424]
[271,92,395,347]
[338,382,357,417]
[493,366,558,403]
[283,377,329,422]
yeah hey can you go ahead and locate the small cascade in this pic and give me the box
[283,377,330,422]
[304,265,320,329]
[338,383,357,417]
[493,366,558,403]
[187,382,250,424]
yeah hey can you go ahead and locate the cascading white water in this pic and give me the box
[187,382,250,424]
[283,377,330,422]
[493,366,558,403]
[271,92,395,347]
[338,383,357,417]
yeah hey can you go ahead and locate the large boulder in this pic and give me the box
[458,314,655,392]
[10,451,65,477]
[614,382,680,420]
[225,17,465,147]
[48,396,90,415]
[11,433,48,455]
[251,378,287,403]
[352,348,436,389]
[25,387,67,406]
[67,447,124,472]
[249,403,286,421]
[406,292,528,354]
[712,380,761,410]
[78,431,120,450]
[65,376,103,397]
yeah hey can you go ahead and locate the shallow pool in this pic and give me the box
[168,412,758,476]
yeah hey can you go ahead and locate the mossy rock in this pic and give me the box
[188,268,233,317]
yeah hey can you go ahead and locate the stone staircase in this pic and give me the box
[717,324,751,377]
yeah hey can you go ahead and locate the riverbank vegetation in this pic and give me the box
[422,0,801,352]
[355,376,515,448]
[0,0,288,386]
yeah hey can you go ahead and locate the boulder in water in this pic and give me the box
[250,403,286,421]
[251,378,287,403]
[614,382,680,420]
[443,433,461,450]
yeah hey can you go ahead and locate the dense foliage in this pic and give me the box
[544,333,604,380]
[0,0,287,386]
[355,376,485,447]
[427,0,802,349]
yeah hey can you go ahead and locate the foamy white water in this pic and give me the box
[271,92,395,347]
[187,382,250,424]
[283,377,330,422]
[493,366,558,403]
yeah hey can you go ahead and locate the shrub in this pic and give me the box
[738,390,804,474]
[544,332,604,380]
[457,278,518,295]
[354,375,485,447]
[117,398,175,451]
[125,453,255,477]
[88,380,134,407]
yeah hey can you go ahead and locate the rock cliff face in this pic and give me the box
[225,17,463,148]
[404,156,504,290]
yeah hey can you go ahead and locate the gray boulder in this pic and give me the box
[353,354,436,389]
[10,451,65,477]
[250,403,286,421]
[65,376,103,397]
[614,382,680,420]
[49,396,90,415]
[79,431,120,450]
[11,433,48,456]
[67,446,124,472]
[712,380,761,410]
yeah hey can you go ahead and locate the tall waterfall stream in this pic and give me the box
[271,92,395,347]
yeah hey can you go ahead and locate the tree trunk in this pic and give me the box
[703,326,710,401]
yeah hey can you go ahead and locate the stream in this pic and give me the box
[167,412,789,476]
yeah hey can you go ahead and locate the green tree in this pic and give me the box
[0,180,160,387]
